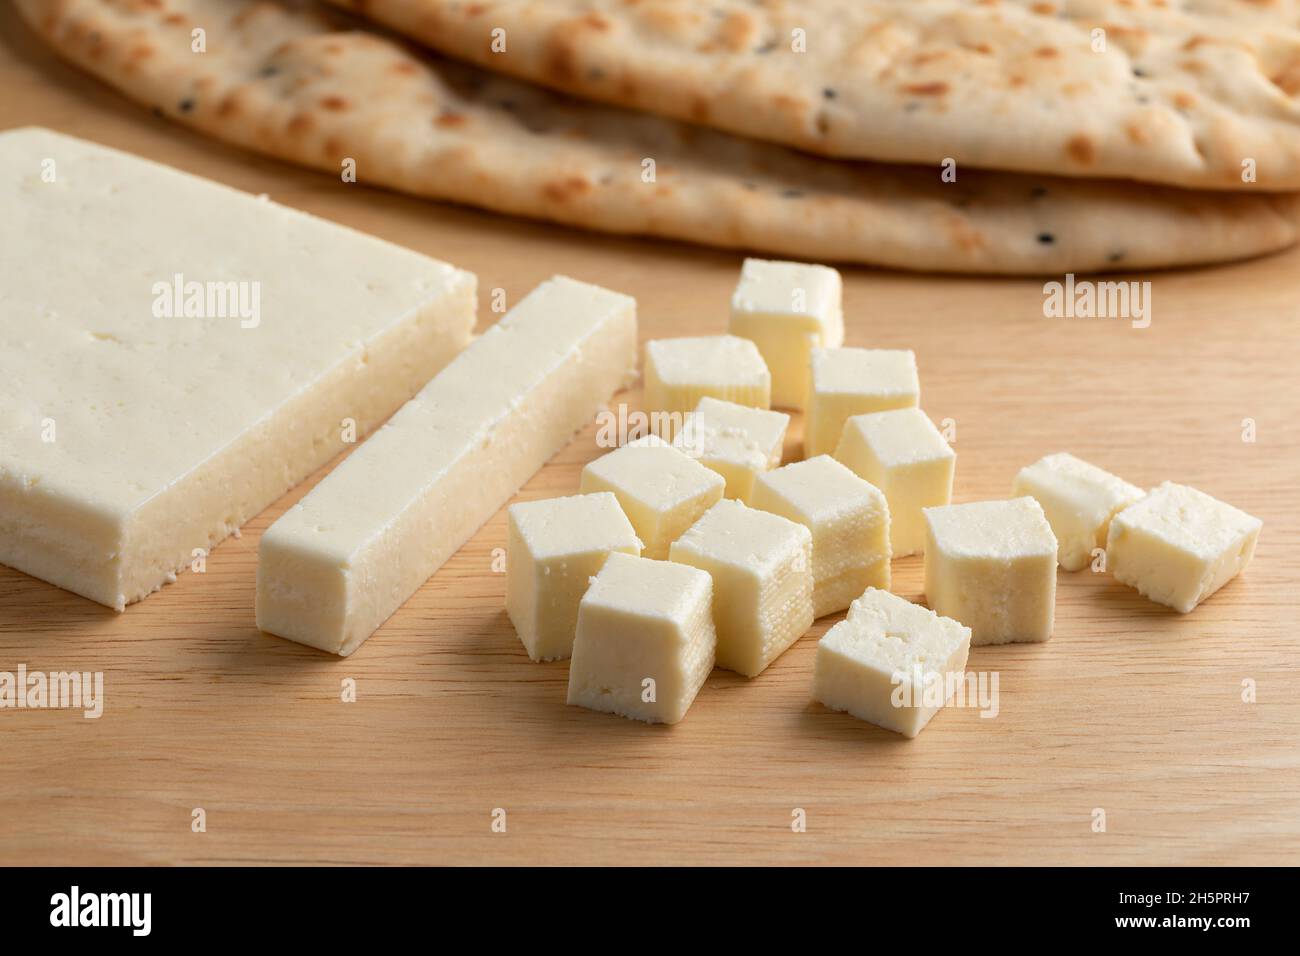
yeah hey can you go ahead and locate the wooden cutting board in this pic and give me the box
[2,6,1297,866]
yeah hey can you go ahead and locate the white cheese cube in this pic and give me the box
[923,497,1057,645]
[580,435,725,559]
[643,335,771,437]
[804,348,919,458]
[670,499,814,677]
[751,456,891,617]
[506,493,642,662]
[1106,481,1261,613]
[1,128,476,611]
[835,408,954,557]
[814,588,971,738]
[672,397,789,503]
[1013,452,1144,571]
[729,258,844,409]
[566,552,716,724]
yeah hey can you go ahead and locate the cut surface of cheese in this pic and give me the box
[0,127,475,610]
[257,275,637,656]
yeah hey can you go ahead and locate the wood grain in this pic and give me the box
[1,6,1297,866]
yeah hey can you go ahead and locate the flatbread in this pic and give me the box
[326,0,1300,190]
[15,0,1300,273]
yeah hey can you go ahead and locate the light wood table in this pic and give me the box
[2,5,1297,866]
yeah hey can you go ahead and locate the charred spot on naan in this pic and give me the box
[1065,133,1097,166]
[544,16,611,87]
[542,176,594,204]
[942,212,989,255]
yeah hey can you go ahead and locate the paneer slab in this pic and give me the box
[257,276,637,656]
[0,128,476,610]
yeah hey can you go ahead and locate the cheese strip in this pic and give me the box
[257,276,638,656]
[0,128,476,610]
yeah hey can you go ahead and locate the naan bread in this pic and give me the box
[16,0,1300,273]
[327,0,1300,190]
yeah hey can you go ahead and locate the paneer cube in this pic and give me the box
[751,455,891,617]
[643,335,771,437]
[566,552,717,724]
[923,497,1057,645]
[814,588,971,738]
[1013,452,1144,571]
[673,397,789,503]
[835,407,954,557]
[506,492,642,661]
[728,258,844,409]
[670,498,814,677]
[1106,481,1261,613]
[580,435,725,559]
[804,348,919,458]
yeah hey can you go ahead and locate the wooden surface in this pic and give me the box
[2,6,1299,867]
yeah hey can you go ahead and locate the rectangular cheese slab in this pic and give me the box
[257,275,638,656]
[0,128,476,610]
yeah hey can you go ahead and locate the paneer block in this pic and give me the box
[814,588,972,738]
[1,128,476,611]
[804,348,919,458]
[923,497,1057,645]
[729,258,844,409]
[643,335,770,437]
[1106,481,1262,613]
[580,435,724,559]
[670,499,814,677]
[672,397,789,503]
[835,408,954,557]
[751,455,891,618]
[506,493,642,662]
[1012,452,1144,572]
[566,552,716,724]
[257,275,635,656]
